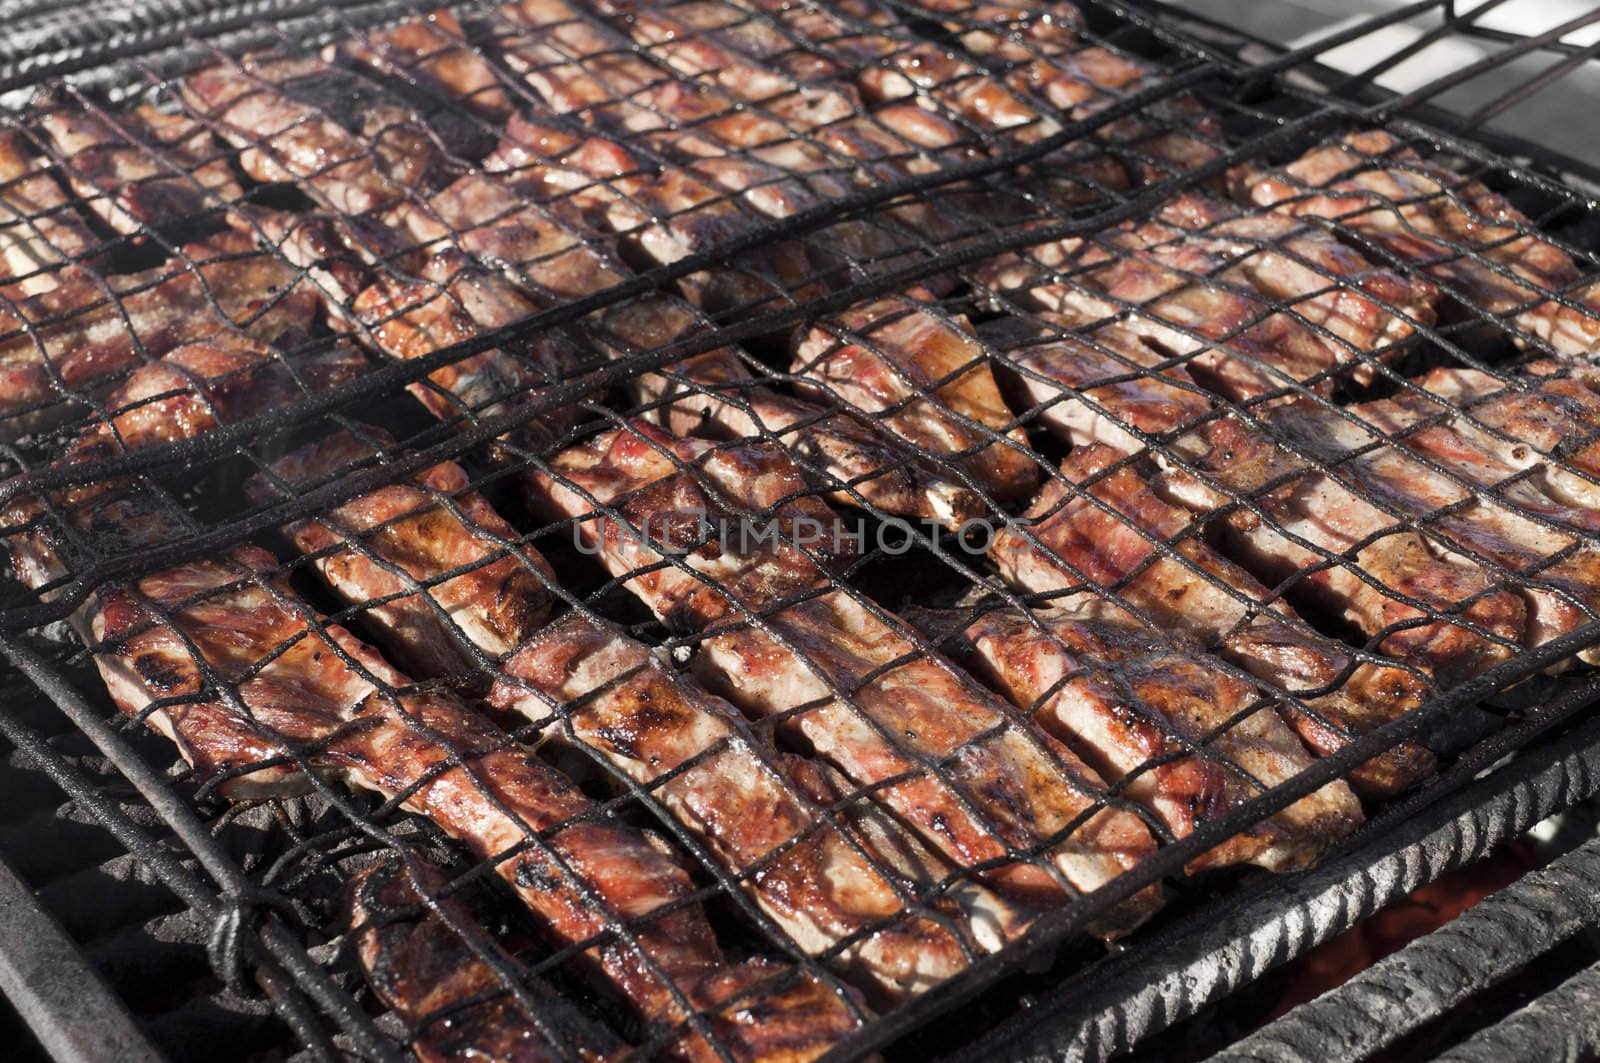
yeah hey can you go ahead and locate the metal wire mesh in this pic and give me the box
[3,0,1600,1059]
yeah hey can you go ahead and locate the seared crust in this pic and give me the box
[246,428,557,682]
[494,614,1027,1000]
[530,421,1164,926]
[907,604,1362,872]
[792,288,1042,505]
[0,230,321,431]
[992,444,1439,794]
[1235,129,1600,357]
[345,856,622,1063]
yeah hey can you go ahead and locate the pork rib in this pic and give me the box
[37,103,242,235]
[0,229,321,433]
[1233,129,1600,358]
[0,129,100,296]
[529,420,1164,925]
[991,444,1438,794]
[5,346,863,1063]
[493,613,1027,1000]
[346,855,621,1063]
[1169,398,1600,667]
[245,428,558,683]
[791,288,1042,504]
[907,603,1362,871]
[975,193,1438,401]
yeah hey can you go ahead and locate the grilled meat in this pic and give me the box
[37,104,241,235]
[1151,413,1529,680]
[493,613,1027,999]
[0,230,322,432]
[983,314,1212,451]
[0,129,99,296]
[1165,399,1600,668]
[182,54,413,214]
[598,292,991,525]
[1403,364,1600,494]
[908,603,1362,871]
[976,193,1438,399]
[529,420,1164,924]
[346,253,594,450]
[5,336,367,599]
[90,545,865,1059]
[345,855,623,1063]
[329,9,512,121]
[991,444,1437,794]
[245,428,557,682]
[791,289,1042,503]
[1234,129,1600,357]
[6,347,863,1062]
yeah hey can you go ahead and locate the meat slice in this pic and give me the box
[0,129,99,295]
[0,230,320,432]
[1234,129,1600,357]
[982,315,1212,451]
[328,9,512,121]
[529,421,1164,925]
[37,104,241,234]
[245,428,557,682]
[345,856,622,1063]
[598,292,990,526]
[976,193,1438,400]
[1169,399,1600,667]
[1155,414,1530,679]
[791,290,1042,504]
[991,444,1439,794]
[1405,363,1600,492]
[4,346,865,1062]
[7,336,367,604]
[89,547,864,1060]
[346,253,593,450]
[181,54,410,215]
[493,614,1027,1000]
[907,603,1362,871]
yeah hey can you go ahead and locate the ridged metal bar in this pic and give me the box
[1214,830,1600,1062]
[1440,956,1600,1063]
[0,848,165,1063]
[949,705,1600,1063]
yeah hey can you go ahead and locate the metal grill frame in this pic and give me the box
[1,1,1600,1060]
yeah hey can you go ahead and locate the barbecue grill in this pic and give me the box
[3,0,1600,1059]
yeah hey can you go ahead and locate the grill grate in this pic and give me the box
[2,0,1600,1060]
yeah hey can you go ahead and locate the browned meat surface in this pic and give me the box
[245,428,557,681]
[529,421,1164,924]
[347,253,592,449]
[598,292,990,525]
[991,444,1438,794]
[908,604,1362,870]
[5,336,367,599]
[1153,414,1529,680]
[37,104,241,234]
[5,345,863,1061]
[493,614,1028,999]
[882,0,1085,60]
[0,129,99,295]
[1169,399,1600,667]
[181,55,410,214]
[983,314,1212,451]
[0,230,321,429]
[345,856,622,1063]
[89,546,864,1059]
[1234,129,1600,357]
[976,193,1438,399]
[791,289,1042,504]
[329,9,512,121]
[1406,363,1600,491]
